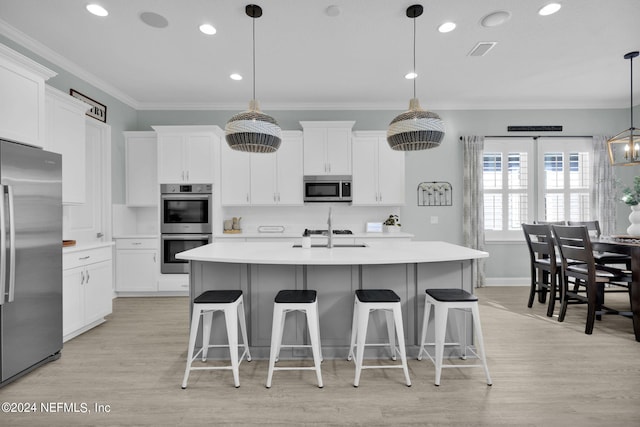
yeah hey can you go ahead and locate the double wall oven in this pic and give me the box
[160,184,212,274]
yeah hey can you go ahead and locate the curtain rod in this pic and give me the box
[459,135,593,140]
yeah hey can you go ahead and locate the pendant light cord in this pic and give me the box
[252,15,256,101]
[631,54,634,129]
[412,14,416,99]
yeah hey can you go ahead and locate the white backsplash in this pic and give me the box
[219,204,400,235]
[112,204,158,236]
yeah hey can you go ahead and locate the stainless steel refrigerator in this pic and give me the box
[0,140,62,387]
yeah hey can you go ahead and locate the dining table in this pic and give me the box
[592,236,640,342]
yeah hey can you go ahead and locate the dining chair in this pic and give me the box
[533,220,566,225]
[522,223,562,317]
[566,220,632,269]
[551,225,632,335]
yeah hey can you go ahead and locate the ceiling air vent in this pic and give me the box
[468,42,497,57]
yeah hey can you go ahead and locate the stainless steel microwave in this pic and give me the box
[303,175,352,202]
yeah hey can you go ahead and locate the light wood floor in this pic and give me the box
[1,286,640,426]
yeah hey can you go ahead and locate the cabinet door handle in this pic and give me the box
[186,171,189,181]
[80,270,85,285]
[79,256,90,260]
[153,254,156,263]
[86,269,90,283]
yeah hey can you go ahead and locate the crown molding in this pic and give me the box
[0,18,140,109]
[0,19,631,113]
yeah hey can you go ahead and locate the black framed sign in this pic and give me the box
[69,89,107,123]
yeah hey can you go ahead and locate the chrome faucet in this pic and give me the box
[327,207,333,248]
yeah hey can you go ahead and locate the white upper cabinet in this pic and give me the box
[251,131,303,205]
[248,151,277,205]
[352,131,405,206]
[220,140,251,205]
[301,121,354,175]
[220,131,303,206]
[124,131,157,207]
[154,126,220,184]
[0,44,56,147]
[45,86,90,205]
[274,131,304,205]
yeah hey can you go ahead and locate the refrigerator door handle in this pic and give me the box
[0,184,5,305]
[7,184,15,302]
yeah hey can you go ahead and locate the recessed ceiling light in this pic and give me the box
[140,12,169,28]
[480,11,511,27]
[199,24,217,35]
[230,74,243,81]
[405,72,417,80]
[86,4,108,17]
[438,22,456,33]
[325,5,341,17]
[538,3,562,16]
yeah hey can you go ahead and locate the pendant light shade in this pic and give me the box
[607,51,639,166]
[387,4,445,151]
[225,4,281,153]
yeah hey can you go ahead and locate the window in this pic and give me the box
[483,139,534,239]
[483,137,591,240]
[538,138,591,223]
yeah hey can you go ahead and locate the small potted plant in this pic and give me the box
[383,214,401,233]
[621,176,640,206]
[622,176,640,235]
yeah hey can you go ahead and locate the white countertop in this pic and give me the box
[176,240,488,265]
[214,231,415,239]
[63,241,114,254]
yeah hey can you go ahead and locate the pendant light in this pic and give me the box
[225,4,281,153]
[387,4,445,151]
[607,51,640,165]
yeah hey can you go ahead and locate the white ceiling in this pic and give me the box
[0,0,639,111]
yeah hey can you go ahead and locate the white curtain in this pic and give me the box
[592,136,616,236]
[462,135,486,287]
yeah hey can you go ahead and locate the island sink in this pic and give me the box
[292,243,368,248]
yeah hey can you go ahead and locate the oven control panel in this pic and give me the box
[161,184,212,194]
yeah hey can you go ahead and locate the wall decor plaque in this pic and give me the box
[418,181,452,206]
[70,89,107,122]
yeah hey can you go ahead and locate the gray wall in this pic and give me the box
[138,107,640,282]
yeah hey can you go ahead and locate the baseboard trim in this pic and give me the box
[485,277,529,286]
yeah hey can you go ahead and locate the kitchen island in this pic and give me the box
[177,241,488,359]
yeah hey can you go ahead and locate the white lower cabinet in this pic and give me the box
[158,274,190,293]
[115,238,158,293]
[63,245,113,341]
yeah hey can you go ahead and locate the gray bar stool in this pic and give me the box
[417,288,492,386]
[347,289,411,387]
[266,290,323,388]
[182,290,251,389]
